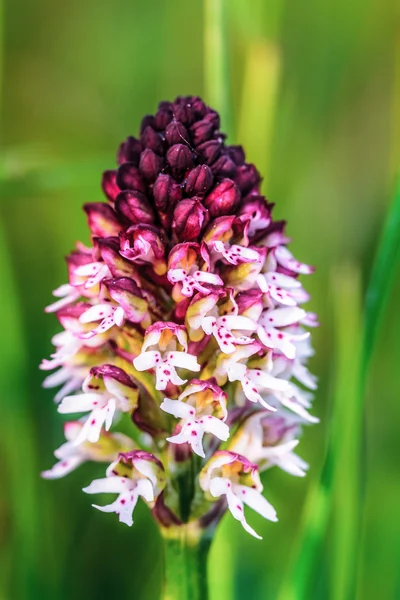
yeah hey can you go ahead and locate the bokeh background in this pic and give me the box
[1,0,399,598]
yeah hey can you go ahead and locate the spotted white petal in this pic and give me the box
[41,455,84,479]
[83,476,132,495]
[160,398,194,419]
[58,393,104,414]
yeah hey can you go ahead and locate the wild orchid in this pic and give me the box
[42,95,318,597]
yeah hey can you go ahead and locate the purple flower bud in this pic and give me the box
[101,170,119,202]
[204,179,241,217]
[165,120,189,146]
[185,164,214,196]
[166,143,193,171]
[141,126,165,154]
[116,163,146,194]
[190,97,208,119]
[210,154,237,178]
[154,102,173,130]
[83,203,122,237]
[172,198,209,242]
[140,114,156,134]
[117,136,142,166]
[226,145,246,165]
[139,149,164,182]
[153,174,182,212]
[235,163,261,195]
[197,139,222,165]
[173,97,196,125]
[190,115,216,145]
[115,191,155,225]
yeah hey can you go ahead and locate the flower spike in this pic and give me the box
[41,95,318,541]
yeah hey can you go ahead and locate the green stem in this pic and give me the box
[161,525,212,600]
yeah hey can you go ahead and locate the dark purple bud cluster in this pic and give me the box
[97,95,273,245]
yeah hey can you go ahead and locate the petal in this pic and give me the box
[83,476,132,495]
[187,427,206,458]
[167,351,200,372]
[254,370,291,392]
[234,485,278,522]
[226,491,263,539]
[41,455,84,479]
[220,315,258,332]
[275,391,319,423]
[93,492,138,526]
[42,367,71,388]
[135,478,155,502]
[156,364,186,390]
[265,272,301,289]
[160,398,194,419]
[201,416,230,441]
[261,307,306,328]
[133,351,160,371]
[193,271,223,286]
[275,246,314,275]
[209,475,231,498]
[269,285,297,307]
[58,393,104,414]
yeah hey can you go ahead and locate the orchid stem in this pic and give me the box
[161,525,212,600]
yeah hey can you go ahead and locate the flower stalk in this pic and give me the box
[162,524,212,600]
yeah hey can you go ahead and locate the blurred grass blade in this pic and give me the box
[237,40,281,187]
[363,181,400,375]
[330,265,363,600]
[277,265,363,600]
[0,214,40,597]
[203,0,233,137]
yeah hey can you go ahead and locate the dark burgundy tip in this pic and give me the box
[102,170,119,202]
[172,198,209,242]
[211,155,237,179]
[197,139,222,165]
[116,163,146,194]
[166,144,193,171]
[190,115,216,146]
[226,145,246,165]
[117,136,142,166]
[139,149,164,182]
[204,179,241,218]
[141,126,165,154]
[83,203,122,237]
[185,165,214,196]
[115,190,155,225]
[165,121,189,146]
[154,102,173,130]
[153,174,182,212]
[235,163,261,195]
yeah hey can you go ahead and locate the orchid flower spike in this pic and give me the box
[42,95,318,541]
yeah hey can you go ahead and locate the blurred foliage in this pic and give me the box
[1,0,399,599]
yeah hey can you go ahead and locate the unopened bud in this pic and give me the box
[204,179,241,217]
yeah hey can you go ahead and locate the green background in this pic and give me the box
[1,0,399,598]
